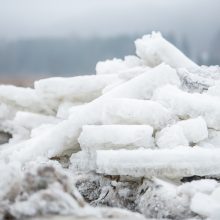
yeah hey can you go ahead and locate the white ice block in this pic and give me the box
[102,98,174,130]
[0,85,51,114]
[156,117,208,148]
[14,111,60,130]
[96,56,143,75]
[34,74,119,110]
[95,147,220,178]
[135,32,198,69]
[153,85,220,130]
[78,125,154,151]
[207,83,220,97]
[103,63,180,100]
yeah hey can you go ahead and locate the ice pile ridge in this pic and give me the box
[0,31,220,219]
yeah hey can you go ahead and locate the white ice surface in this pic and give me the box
[14,111,60,130]
[0,85,51,114]
[78,125,154,151]
[35,74,119,110]
[102,63,180,100]
[153,85,220,130]
[96,56,144,75]
[135,32,198,69]
[102,98,174,130]
[95,147,220,178]
[156,117,208,148]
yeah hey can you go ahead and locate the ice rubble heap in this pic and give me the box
[1,32,220,220]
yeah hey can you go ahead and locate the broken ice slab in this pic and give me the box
[0,85,52,114]
[102,98,174,130]
[135,32,198,69]
[34,74,120,110]
[95,147,220,178]
[153,85,220,130]
[102,63,180,100]
[95,55,144,75]
[14,111,61,130]
[78,125,154,151]
[156,117,208,149]
[177,68,216,93]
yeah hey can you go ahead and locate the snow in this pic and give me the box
[78,125,154,151]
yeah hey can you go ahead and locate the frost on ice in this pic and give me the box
[1,32,220,219]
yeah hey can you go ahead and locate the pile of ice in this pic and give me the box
[1,32,220,219]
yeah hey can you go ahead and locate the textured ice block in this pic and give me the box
[35,74,119,110]
[103,63,180,100]
[135,32,198,69]
[153,85,220,130]
[78,125,154,151]
[156,117,208,148]
[102,98,174,129]
[95,148,220,178]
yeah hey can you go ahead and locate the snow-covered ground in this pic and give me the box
[1,32,220,220]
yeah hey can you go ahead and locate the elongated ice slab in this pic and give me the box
[78,125,154,151]
[153,85,220,130]
[102,98,174,129]
[96,148,220,178]
[135,32,198,69]
[156,117,208,148]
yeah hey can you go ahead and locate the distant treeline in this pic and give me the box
[0,33,219,77]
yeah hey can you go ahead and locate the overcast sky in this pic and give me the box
[0,0,219,48]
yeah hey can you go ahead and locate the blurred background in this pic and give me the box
[0,0,219,85]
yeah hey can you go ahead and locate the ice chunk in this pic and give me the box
[156,125,188,149]
[103,63,180,100]
[95,147,220,178]
[70,151,96,172]
[178,117,208,143]
[190,192,220,219]
[14,111,60,130]
[0,162,21,201]
[0,85,51,114]
[135,32,198,69]
[56,101,83,119]
[199,129,220,148]
[0,103,16,120]
[178,179,219,198]
[0,118,83,163]
[0,120,29,143]
[102,98,174,130]
[35,74,120,110]
[117,66,151,80]
[96,56,143,75]
[156,117,208,148]
[153,85,220,130]
[78,125,154,151]
[207,83,220,97]
[138,178,191,219]
[178,68,216,93]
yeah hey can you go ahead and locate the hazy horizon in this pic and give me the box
[0,0,219,82]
